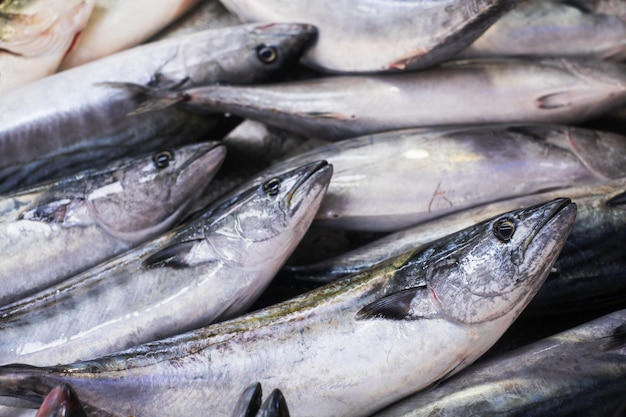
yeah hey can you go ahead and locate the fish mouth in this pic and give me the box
[286,160,332,211]
[517,197,576,265]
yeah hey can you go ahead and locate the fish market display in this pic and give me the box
[460,0,626,59]
[219,0,516,73]
[241,124,623,232]
[0,198,576,417]
[0,142,226,307]
[0,0,94,94]
[0,22,315,193]
[58,0,202,69]
[34,385,86,417]
[128,57,626,141]
[0,161,331,367]
[372,308,626,417]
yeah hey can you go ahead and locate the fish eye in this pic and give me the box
[262,178,281,196]
[256,44,278,64]
[152,150,173,169]
[493,218,516,242]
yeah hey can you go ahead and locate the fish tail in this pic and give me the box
[96,81,190,115]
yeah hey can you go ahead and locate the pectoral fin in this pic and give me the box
[141,240,202,270]
[231,382,263,417]
[607,191,626,207]
[18,199,84,224]
[536,92,572,109]
[356,285,442,321]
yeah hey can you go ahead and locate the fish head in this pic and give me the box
[86,142,226,242]
[201,160,332,270]
[422,198,576,325]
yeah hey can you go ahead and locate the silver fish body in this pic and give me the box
[0,142,225,307]
[0,161,331,368]
[0,198,576,417]
[219,0,516,73]
[461,0,626,60]
[371,308,626,417]
[0,22,315,192]
[151,57,626,141]
[251,125,624,232]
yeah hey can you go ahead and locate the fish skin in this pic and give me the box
[461,0,626,60]
[34,385,86,417]
[371,308,626,417]
[58,0,202,69]
[0,0,94,94]
[0,22,316,193]
[229,124,624,232]
[0,161,331,370]
[136,57,626,141]
[0,198,576,417]
[0,142,226,307]
[219,0,516,73]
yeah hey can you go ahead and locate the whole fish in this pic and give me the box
[0,22,315,193]
[461,0,626,60]
[0,0,94,94]
[284,178,626,315]
[0,142,226,307]
[219,0,516,73]
[34,385,86,417]
[58,0,202,69]
[371,308,626,417]
[0,161,331,368]
[228,125,623,232]
[0,198,576,417]
[127,57,626,141]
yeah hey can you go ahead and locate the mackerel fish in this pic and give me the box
[0,198,576,417]
[0,22,315,192]
[0,161,331,369]
[0,142,225,307]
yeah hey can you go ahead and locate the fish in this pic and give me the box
[0,142,226,307]
[0,0,94,94]
[34,385,86,417]
[231,383,290,417]
[284,178,626,315]
[460,0,626,60]
[58,0,202,69]
[125,57,626,141]
[223,124,623,232]
[571,0,626,23]
[371,308,626,417]
[0,22,316,193]
[148,0,242,42]
[218,0,516,73]
[0,198,576,417]
[0,160,331,369]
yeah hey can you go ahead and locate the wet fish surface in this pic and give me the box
[461,0,626,59]
[0,22,315,193]
[0,198,576,417]
[234,125,625,232]
[219,0,516,73]
[0,142,225,307]
[371,308,626,417]
[130,57,626,141]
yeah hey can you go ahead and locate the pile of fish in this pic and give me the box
[1,0,626,416]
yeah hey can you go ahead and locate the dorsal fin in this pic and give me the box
[231,382,262,417]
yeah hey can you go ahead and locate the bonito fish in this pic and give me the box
[58,0,202,69]
[0,198,576,417]
[239,125,624,232]
[0,142,226,307]
[0,0,94,94]
[129,57,626,141]
[461,0,626,60]
[371,308,626,417]
[0,22,315,193]
[219,0,516,73]
[0,161,331,369]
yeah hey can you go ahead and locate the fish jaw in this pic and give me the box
[84,142,226,242]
